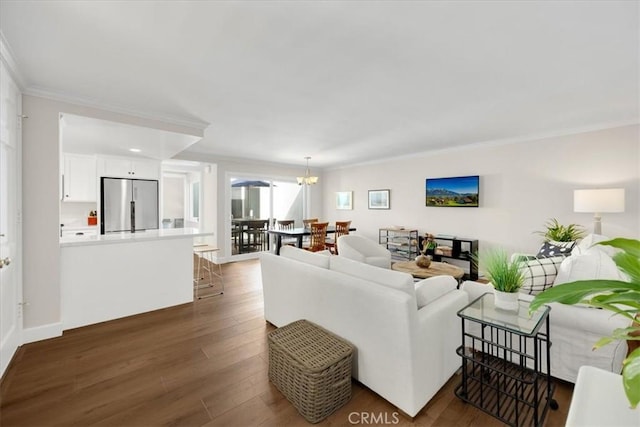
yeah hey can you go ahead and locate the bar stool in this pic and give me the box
[193,245,224,299]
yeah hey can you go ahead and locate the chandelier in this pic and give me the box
[296,156,318,186]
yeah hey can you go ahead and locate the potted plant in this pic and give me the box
[415,234,437,268]
[475,249,525,311]
[535,218,586,242]
[529,238,640,408]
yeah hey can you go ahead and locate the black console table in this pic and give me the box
[421,235,479,280]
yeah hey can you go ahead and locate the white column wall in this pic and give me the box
[21,94,202,332]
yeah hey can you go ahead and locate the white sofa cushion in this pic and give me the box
[330,255,415,298]
[414,276,457,308]
[280,246,331,269]
[554,249,627,285]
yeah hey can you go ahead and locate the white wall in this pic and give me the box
[162,175,185,220]
[21,95,203,331]
[321,125,639,254]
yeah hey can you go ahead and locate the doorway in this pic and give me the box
[229,176,303,258]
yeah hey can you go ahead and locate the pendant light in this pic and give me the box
[296,156,318,186]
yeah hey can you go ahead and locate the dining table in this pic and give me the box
[268,226,357,255]
[232,218,269,253]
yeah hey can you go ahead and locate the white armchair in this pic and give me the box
[337,235,392,269]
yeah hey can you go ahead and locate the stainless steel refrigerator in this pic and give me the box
[100,177,159,234]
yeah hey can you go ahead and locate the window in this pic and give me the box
[190,180,200,222]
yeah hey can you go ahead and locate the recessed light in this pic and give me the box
[129,148,141,153]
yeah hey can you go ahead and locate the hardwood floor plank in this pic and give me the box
[0,259,572,426]
[203,395,274,427]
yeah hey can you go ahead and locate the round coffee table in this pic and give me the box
[391,260,464,280]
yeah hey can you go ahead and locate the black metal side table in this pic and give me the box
[455,293,558,427]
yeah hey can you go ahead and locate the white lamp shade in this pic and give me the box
[574,188,625,213]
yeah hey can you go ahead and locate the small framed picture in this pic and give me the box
[335,191,353,210]
[368,189,390,210]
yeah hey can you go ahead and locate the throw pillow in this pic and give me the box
[519,256,565,295]
[536,241,575,258]
[572,234,619,257]
[414,276,457,309]
[554,249,628,285]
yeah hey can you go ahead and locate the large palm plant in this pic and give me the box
[529,238,640,408]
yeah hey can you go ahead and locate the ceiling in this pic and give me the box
[1,1,638,168]
[60,113,201,160]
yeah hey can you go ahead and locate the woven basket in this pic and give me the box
[268,319,354,423]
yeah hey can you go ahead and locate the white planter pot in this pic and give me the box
[494,290,519,311]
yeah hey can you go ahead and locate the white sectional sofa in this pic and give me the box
[461,234,632,383]
[260,246,468,417]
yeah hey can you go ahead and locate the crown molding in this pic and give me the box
[1,30,208,133]
[22,85,210,132]
[174,150,310,171]
[0,31,26,90]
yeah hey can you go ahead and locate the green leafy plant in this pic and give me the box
[474,249,525,293]
[529,238,640,408]
[421,233,437,254]
[535,218,586,242]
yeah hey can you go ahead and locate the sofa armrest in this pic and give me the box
[518,292,632,335]
[414,276,458,308]
[459,280,493,302]
[547,302,632,336]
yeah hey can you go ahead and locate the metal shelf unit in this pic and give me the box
[379,228,419,261]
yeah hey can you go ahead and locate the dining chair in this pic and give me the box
[302,218,319,246]
[231,222,241,254]
[277,220,295,230]
[277,219,297,246]
[246,220,269,252]
[304,222,329,252]
[325,220,351,254]
[302,218,319,228]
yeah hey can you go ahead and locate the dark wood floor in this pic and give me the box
[0,259,572,426]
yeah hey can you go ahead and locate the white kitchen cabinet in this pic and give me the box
[61,228,98,237]
[62,153,97,202]
[99,156,160,180]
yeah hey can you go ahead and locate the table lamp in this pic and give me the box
[573,188,625,234]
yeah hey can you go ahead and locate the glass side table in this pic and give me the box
[455,293,558,427]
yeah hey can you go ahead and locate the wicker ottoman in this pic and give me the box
[268,319,354,423]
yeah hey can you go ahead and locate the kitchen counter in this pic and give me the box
[60,227,214,330]
[60,227,211,247]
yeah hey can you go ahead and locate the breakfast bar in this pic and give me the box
[60,228,213,330]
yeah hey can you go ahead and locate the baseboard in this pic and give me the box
[22,322,63,344]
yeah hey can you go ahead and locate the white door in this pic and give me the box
[0,61,23,376]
